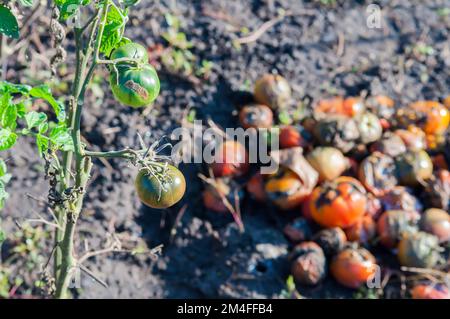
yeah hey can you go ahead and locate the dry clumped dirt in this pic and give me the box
[2,0,450,298]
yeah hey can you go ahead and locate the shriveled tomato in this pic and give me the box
[254,74,291,110]
[279,125,309,149]
[397,231,441,268]
[135,165,185,209]
[380,186,423,213]
[310,177,367,228]
[366,193,383,220]
[313,115,360,153]
[211,141,249,177]
[265,167,311,210]
[355,112,383,144]
[110,42,149,65]
[312,227,347,256]
[376,210,419,248]
[238,103,273,129]
[411,283,450,299]
[395,126,427,151]
[306,147,348,182]
[110,64,160,107]
[371,132,406,157]
[420,208,450,243]
[330,246,377,289]
[423,170,450,210]
[395,150,433,187]
[290,242,327,286]
[283,218,313,243]
[345,215,376,245]
[343,97,365,117]
[358,152,397,196]
[246,172,267,202]
[366,95,395,127]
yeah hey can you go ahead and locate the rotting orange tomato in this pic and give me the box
[330,246,377,289]
[395,126,427,151]
[409,101,449,135]
[265,167,311,210]
[279,125,308,149]
[411,283,450,299]
[342,97,365,117]
[315,96,344,115]
[309,176,367,228]
[211,140,249,177]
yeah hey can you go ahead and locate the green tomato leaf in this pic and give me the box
[49,125,74,151]
[55,0,83,20]
[1,104,17,130]
[100,4,126,56]
[36,134,48,156]
[0,129,17,151]
[24,111,47,130]
[29,85,65,121]
[0,158,7,176]
[0,5,19,39]
[122,0,141,7]
[19,0,34,7]
[15,102,27,118]
[0,81,31,95]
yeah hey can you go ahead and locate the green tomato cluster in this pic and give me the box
[109,43,160,108]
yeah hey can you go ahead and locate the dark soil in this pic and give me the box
[2,0,450,298]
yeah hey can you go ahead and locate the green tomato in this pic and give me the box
[135,165,186,209]
[110,64,160,107]
[110,42,149,65]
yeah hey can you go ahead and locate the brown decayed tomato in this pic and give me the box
[279,125,309,149]
[411,283,450,299]
[423,170,450,210]
[376,210,419,248]
[211,141,249,177]
[135,165,186,209]
[380,186,423,213]
[366,193,383,220]
[371,132,406,158]
[310,177,367,228]
[358,152,398,197]
[254,74,291,110]
[395,150,433,187]
[365,95,395,127]
[330,246,377,289]
[345,215,376,245]
[313,115,360,153]
[397,231,442,268]
[238,103,274,129]
[290,242,327,286]
[306,147,348,182]
[283,218,313,243]
[265,166,311,210]
[355,112,383,144]
[395,126,427,152]
[246,172,267,202]
[301,194,314,221]
[312,227,347,256]
[420,208,450,243]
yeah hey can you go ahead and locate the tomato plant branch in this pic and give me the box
[83,148,144,160]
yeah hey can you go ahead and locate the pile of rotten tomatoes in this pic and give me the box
[201,74,450,299]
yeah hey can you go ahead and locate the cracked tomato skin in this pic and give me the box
[110,64,160,107]
[211,141,249,177]
[310,176,367,228]
[135,165,186,209]
[254,74,291,110]
[330,246,377,289]
[411,283,450,299]
[238,104,273,129]
[110,42,149,64]
[265,167,310,210]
